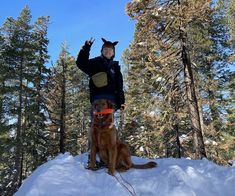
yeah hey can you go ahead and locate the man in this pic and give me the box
[76,38,125,167]
[76,37,125,111]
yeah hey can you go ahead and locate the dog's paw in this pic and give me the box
[86,165,98,171]
[86,162,95,170]
[85,165,93,170]
[107,170,115,176]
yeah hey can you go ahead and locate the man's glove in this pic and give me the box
[120,104,126,111]
[83,37,95,50]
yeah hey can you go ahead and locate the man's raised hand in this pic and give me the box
[86,37,95,46]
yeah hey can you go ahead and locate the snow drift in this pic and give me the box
[15,153,235,196]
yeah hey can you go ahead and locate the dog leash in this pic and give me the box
[114,172,137,196]
[118,109,125,138]
[118,172,137,196]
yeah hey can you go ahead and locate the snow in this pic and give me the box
[15,152,235,196]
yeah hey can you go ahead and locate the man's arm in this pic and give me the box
[76,38,95,74]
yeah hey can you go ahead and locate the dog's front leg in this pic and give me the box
[89,144,97,170]
[108,145,117,175]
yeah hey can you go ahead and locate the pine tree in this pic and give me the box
[31,16,50,168]
[1,7,33,193]
[125,0,222,159]
[0,6,50,195]
[186,0,234,163]
[65,54,90,155]
[46,44,90,155]
[125,0,234,161]
[46,46,68,154]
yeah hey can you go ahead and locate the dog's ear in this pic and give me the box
[93,100,99,111]
[107,100,115,109]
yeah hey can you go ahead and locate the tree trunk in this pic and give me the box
[173,123,181,158]
[19,151,24,187]
[195,79,205,137]
[181,33,207,159]
[170,82,182,158]
[9,59,24,195]
[59,59,66,153]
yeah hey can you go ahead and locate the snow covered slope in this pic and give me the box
[15,153,235,196]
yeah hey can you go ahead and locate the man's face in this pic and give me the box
[102,46,114,59]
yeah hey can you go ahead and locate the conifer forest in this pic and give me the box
[0,1,234,195]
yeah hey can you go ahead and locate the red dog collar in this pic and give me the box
[93,108,114,115]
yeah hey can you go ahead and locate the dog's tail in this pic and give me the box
[132,161,157,169]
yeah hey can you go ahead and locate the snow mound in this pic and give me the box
[15,153,235,196]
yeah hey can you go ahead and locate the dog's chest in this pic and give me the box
[97,130,116,147]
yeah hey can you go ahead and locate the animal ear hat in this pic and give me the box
[101,38,118,58]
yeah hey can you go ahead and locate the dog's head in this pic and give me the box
[93,99,115,121]
[93,99,114,112]
[93,99,108,113]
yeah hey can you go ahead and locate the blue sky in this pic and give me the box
[0,0,135,66]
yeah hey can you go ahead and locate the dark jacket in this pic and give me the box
[76,43,125,109]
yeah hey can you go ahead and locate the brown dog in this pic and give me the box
[89,99,157,175]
